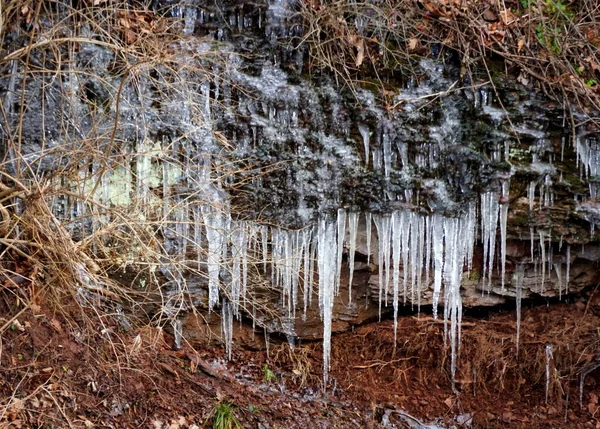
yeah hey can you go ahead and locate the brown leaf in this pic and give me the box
[444,396,454,408]
[348,35,365,67]
[125,29,137,44]
[408,38,419,52]
[119,17,130,29]
[500,9,517,25]
[517,38,525,53]
[49,318,62,333]
[483,8,498,22]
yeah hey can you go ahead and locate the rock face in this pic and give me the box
[2,0,600,342]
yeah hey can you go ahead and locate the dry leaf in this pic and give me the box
[517,38,525,53]
[49,318,62,333]
[444,396,454,408]
[130,334,142,355]
[408,38,419,51]
[483,8,498,22]
[500,9,517,25]
[348,35,365,67]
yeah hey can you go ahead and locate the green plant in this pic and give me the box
[262,363,277,383]
[207,402,242,429]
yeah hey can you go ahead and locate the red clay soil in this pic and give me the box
[1,289,600,429]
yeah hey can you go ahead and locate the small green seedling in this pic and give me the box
[262,363,277,383]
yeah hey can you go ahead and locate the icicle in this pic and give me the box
[302,228,312,320]
[500,180,510,290]
[230,222,248,317]
[291,230,304,318]
[539,231,546,292]
[172,318,183,350]
[358,124,370,166]
[317,216,337,388]
[528,181,536,212]
[530,227,536,263]
[416,216,425,313]
[347,212,359,303]
[193,206,202,270]
[374,215,391,318]
[222,300,233,361]
[261,225,269,273]
[382,129,392,178]
[309,236,317,308]
[409,213,419,307]
[442,217,464,382]
[431,214,443,319]
[391,211,403,343]
[365,212,372,265]
[566,244,571,294]
[336,209,347,294]
[202,205,225,311]
[481,191,500,291]
[545,345,553,404]
[264,327,270,359]
[515,264,524,357]
[424,216,432,314]
[271,227,279,288]
[400,212,410,305]
[554,263,563,300]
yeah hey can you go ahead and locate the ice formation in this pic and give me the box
[34,0,595,389]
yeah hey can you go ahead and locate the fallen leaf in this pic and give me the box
[483,9,498,22]
[49,318,62,333]
[408,38,419,51]
[500,9,517,25]
[517,38,525,53]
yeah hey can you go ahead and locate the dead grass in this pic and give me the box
[296,0,600,115]
[0,0,284,348]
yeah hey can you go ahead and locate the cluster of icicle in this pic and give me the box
[203,195,512,385]
[52,165,515,385]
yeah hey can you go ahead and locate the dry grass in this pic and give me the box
[0,0,284,343]
[296,0,600,115]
